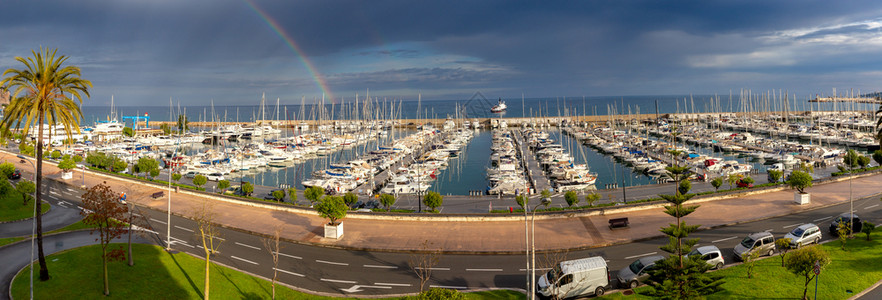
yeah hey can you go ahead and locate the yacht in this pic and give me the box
[491,98,507,113]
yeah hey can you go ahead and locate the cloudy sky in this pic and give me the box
[2,0,882,106]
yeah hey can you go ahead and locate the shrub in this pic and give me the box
[172,173,182,182]
[315,195,347,225]
[585,192,600,207]
[272,189,285,201]
[564,190,579,207]
[787,170,813,194]
[767,170,783,183]
[241,181,254,196]
[415,288,465,300]
[50,150,62,159]
[0,162,15,179]
[304,186,325,204]
[57,158,76,172]
[288,187,298,201]
[710,177,722,191]
[423,191,443,212]
[379,193,396,211]
[342,192,357,208]
[216,180,230,193]
[192,174,207,188]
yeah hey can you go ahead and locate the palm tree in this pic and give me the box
[876,102,882,147]
[1,48,91,281]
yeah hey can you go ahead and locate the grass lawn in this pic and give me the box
[0,236,25,247]
[599,230,882,299]
[0,188,50,222]
[11,243,525,299]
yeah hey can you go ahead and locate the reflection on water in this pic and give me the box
[429,129,492,195]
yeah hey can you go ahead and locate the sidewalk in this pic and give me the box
[5,151,881,253]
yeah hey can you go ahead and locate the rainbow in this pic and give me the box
[243,0,334,101]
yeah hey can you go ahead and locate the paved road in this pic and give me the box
[0,183,83,238]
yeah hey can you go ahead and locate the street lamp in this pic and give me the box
[529,196,551,300]
[18,155,36,300]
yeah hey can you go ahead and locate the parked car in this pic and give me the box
[784,223,822,248]
[617,255,665,289]
[829,213,862,235]
[264,189,285,200]
[184,171,197,178]
[10,169,21,180]
[686,245,725,270]
[733,231,776,260]
[206,172,224,181]
[537,256,610,299]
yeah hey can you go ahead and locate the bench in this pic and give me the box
[151,191,164,199]
[608,217,629,229]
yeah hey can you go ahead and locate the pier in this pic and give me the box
[514,129,552,193]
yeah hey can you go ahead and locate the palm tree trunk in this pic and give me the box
[36,117,49,281]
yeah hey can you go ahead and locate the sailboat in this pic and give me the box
[491,98,507,113]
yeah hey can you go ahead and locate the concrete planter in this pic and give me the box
[794,192,810,205]
[61,171,73,180]
[324,222,343,239]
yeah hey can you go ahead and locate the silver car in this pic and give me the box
[733,232,776,261]
[784,223,821,248]
[687,245,725,270]
[616,255,664,289]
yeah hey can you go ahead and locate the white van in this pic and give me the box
[536,256,609,299]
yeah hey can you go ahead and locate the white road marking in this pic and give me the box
[210,235,225,241]
[49,191,60,196]
[364,264,397,269]
[519,267,551,272]
[235,242,261,250]
[231,256,259,265]
[814,216,832,222]
[865,204,880,210]
[783,223,801,229]
[466,268,503,272]
[764,229,773,232]
[174,225,193,233]
[150,218,167,225]
[316,260,349,266]
[414,267,449,271]
[132,225,158,234]
[624,252,658,260]
[275,252,302,260]
[273,268,305,277]
[375,282,411,287]
[430,285,467,289]
[321,278,357,284]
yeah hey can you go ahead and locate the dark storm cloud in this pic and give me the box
[2,0,882,105]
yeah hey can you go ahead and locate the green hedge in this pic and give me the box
[832,165,882,176]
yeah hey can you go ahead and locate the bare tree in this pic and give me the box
[80,182,129,296]
[538,250,571,300]
[261,225,283,300]
[193,200,222,300]
[409,240,441,294]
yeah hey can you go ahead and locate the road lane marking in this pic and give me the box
[275,252,302,260]
[273,268,305,277]
[764,229,773,232]
[150,218,167,225]
[865,204,880,210]
[316,260,349,266]
[430,285,466,289]
[235,242,261,250]
[174,225,193,233]
[375,282,411,287]
[364,264,397,269]
[814,216,832,222]
[210,235,225,241]
[466,268,503,272]
[783,223,801,229]
[231,256,259,265]
[321,278,356,284]
[624,252,657,260]
[414,267,449,271]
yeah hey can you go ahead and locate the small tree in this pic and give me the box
[379,193,396,211]
[80,182,129,296]
[192,174,207,188]
[788,170,813,194]
[315,195,347,225]
[342,192,357,209]
[177,114,189,133]
[172,173,182,182]
[785,246,831,300]
[540,189,552,199]
[741,176,755,186]
[515,195,528,210]
[193,200,222,300]
[711,177,723,191]
[261,226,283,300]
[858,155,871,169]
[122,127,134,137]
[241,181,254,196]
[50,150,62,160]
[423,191,443,212]
[861,221,876,241]
[73,154,83,163]
[0,162,15,179]
[16,179,35,206]
[216,180,230,194]
[775,238,793,267]
[304,186,324,205]
[842,149,862,169]
[873,150,882,166]
[837,222,850,250]
[741,250,761,279]
[678,179,692,195]
[768,170,783,183]
[288,187,298,202]
[135,157,160,178]
[726,174,740,190]
[57,157,76,172]
[564,190,579,207]
[112,158,127,173]
[409,240,441,294]
[272,189,285,201]
[585,192,600,207]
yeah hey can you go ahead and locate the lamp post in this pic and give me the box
[18,155,36,300]
[529,197,551,300]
